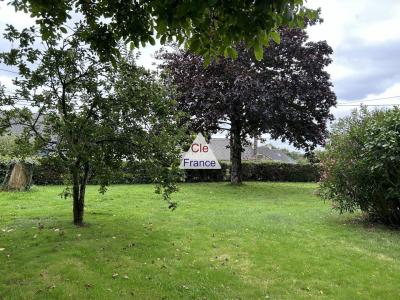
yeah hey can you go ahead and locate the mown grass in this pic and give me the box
[0,182,400,299]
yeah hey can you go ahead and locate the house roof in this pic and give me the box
[209,138,254,161]
[209,138,297,164]
[3,120,298,164]
[257,146,297,164]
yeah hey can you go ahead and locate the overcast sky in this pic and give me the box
[1,1,400,150]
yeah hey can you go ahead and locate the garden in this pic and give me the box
[1,1,400,299]
[1,183,400,299]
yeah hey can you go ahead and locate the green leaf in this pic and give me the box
[223,47,229,58]
[254,43,263,61]
[203,56,211,67]
[270,31,281,44]
[188,37,200,51]
[259,30,269,46]
[226,47,238,59]
[160,35,167,45]
[60,27,67,34]
[157,20,167,34]
[176,34,184,46]
[110,56,117,68]
[149,36,156,46]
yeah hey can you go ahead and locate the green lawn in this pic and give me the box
[1,182,400,299]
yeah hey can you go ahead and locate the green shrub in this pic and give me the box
[1,160,320,185]
[241,161,320,182]
[0,134,39,164]
[184,162,230,182]
[183,161,320,182]
[319,107,400,226]
[32,157,67,185]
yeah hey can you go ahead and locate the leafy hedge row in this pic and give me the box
[185,162,321,182]
[0,160,321,184]
[239,161,321,182]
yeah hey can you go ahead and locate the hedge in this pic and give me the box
[184,162,321,182]
[0,160,321,185]
[240,161,321,182]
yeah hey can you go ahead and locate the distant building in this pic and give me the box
[4,121,298,164]
[209,138,297,164]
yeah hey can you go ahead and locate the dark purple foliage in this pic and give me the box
[160,25,336,183]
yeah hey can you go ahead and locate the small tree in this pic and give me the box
[160,22,336,184]
[0,27,186,225]
[320,107,400,226]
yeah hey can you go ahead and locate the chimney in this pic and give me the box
[253,137,258,158]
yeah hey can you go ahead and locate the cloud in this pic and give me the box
[0,3,34,30]
[0,75,14,88]
[307,0,400,47]
[333,39,400,100]
[307,0,400,100]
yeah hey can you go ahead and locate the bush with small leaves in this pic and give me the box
[319,107,400,226]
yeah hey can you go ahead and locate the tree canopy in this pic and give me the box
[0,26,186,225]
[8,0,318,61]
[160,23,336,183]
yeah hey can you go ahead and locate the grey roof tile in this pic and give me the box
[209,138,297,164]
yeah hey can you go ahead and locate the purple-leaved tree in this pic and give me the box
[160,22,337,184]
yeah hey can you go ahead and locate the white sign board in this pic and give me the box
[180,133,221,169]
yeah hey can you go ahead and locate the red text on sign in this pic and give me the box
[191,143,208,153]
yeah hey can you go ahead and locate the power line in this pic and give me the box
[337,95,400,104]
[3,67,400,107]
[0,68,19,75]
[336,104,400,107]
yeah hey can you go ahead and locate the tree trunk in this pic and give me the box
[71,162,90,226]
[230,118,242,185]
[2,162,33,191]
